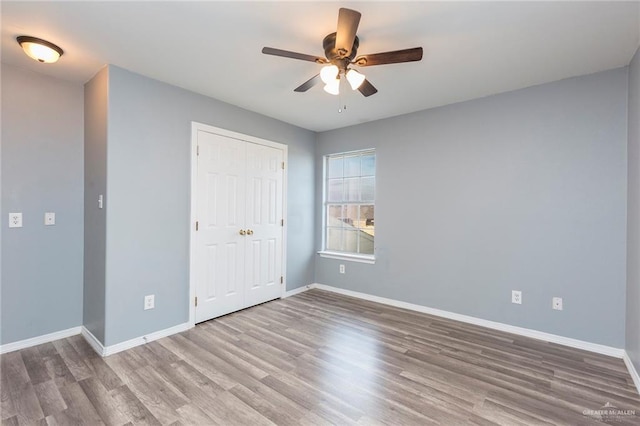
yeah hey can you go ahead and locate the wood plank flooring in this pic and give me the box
[2,289,639,425]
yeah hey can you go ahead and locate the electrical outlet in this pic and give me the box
[339,264,345,274]
[44,212,55,226]
[144,295,155,310]
[512,290,522,304]
[552,297,563,311]
[9,213,22,228]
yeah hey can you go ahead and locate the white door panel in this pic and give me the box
[245,143,283,306]
[196,131,246,322]
[195,130,284,323]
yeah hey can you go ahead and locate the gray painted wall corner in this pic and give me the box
[1,63,84,344]
[285,135,317,290]
[83,66,109,344]
[316,68,628,347]
[626,45,640,374]
[101,65,316,346]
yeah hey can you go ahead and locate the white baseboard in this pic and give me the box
[1,288,637,396]
[623,352,640,396]
[283,285,313,298]
[310,283,625,359]
[82,322,194,357]
[81,326,106,356]
[0,326,82,355]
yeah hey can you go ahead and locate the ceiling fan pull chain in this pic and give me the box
[338,77,348,113]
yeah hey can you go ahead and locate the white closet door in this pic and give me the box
[195,130,246,322]
[244,142,284,306]
[194,130,285,324]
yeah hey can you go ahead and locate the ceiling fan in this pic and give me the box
[262,8,423,97]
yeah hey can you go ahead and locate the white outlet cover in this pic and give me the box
[512,290,522,304]
[339,264,345,274]
[144,294,155,310]
[9,213,22,228]
[44,212,55,225]
[552,297,563,310]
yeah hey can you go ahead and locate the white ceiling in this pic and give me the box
[2,1,639,132]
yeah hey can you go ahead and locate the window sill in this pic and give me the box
[317,251,376,264]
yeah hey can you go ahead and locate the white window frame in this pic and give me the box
[318,149,376,264]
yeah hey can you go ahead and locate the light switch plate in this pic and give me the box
[9,213,22,228]
[44,212,55,226]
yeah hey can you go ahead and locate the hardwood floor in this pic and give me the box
[2,289,639,425]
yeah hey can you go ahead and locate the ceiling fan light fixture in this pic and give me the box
[346,69,365,90]
[17,36,63,63]
[320,65,339,84]
[323,78,340,95]
[261,8,423,98]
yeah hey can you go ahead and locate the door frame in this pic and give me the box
[189,122,288,327]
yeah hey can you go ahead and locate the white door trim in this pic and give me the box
[189,122,288,327]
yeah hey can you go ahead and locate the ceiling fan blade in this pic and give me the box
[335,8,361,56]
[294,74,321,92]
[358,79,378,97]
[355,47,423,67]
[262,47,327,64]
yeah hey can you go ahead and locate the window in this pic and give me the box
[322,149,375,260]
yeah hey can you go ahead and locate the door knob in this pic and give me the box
[239,229,246,235]
[247,229,254,235]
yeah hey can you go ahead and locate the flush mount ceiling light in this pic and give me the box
[17,36,64,63]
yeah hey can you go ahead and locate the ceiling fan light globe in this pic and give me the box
[346,69,365,90]
[323,79,340,95]
[320,65,339,84]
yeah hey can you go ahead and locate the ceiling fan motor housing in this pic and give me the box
[323,32,359,70]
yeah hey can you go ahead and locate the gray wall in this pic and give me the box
[1,63,84,344]
[94,66,316,346]
[3,57,633,353]
[83,67,108,343]
[316,68,628,347]
[627,46,640,373]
